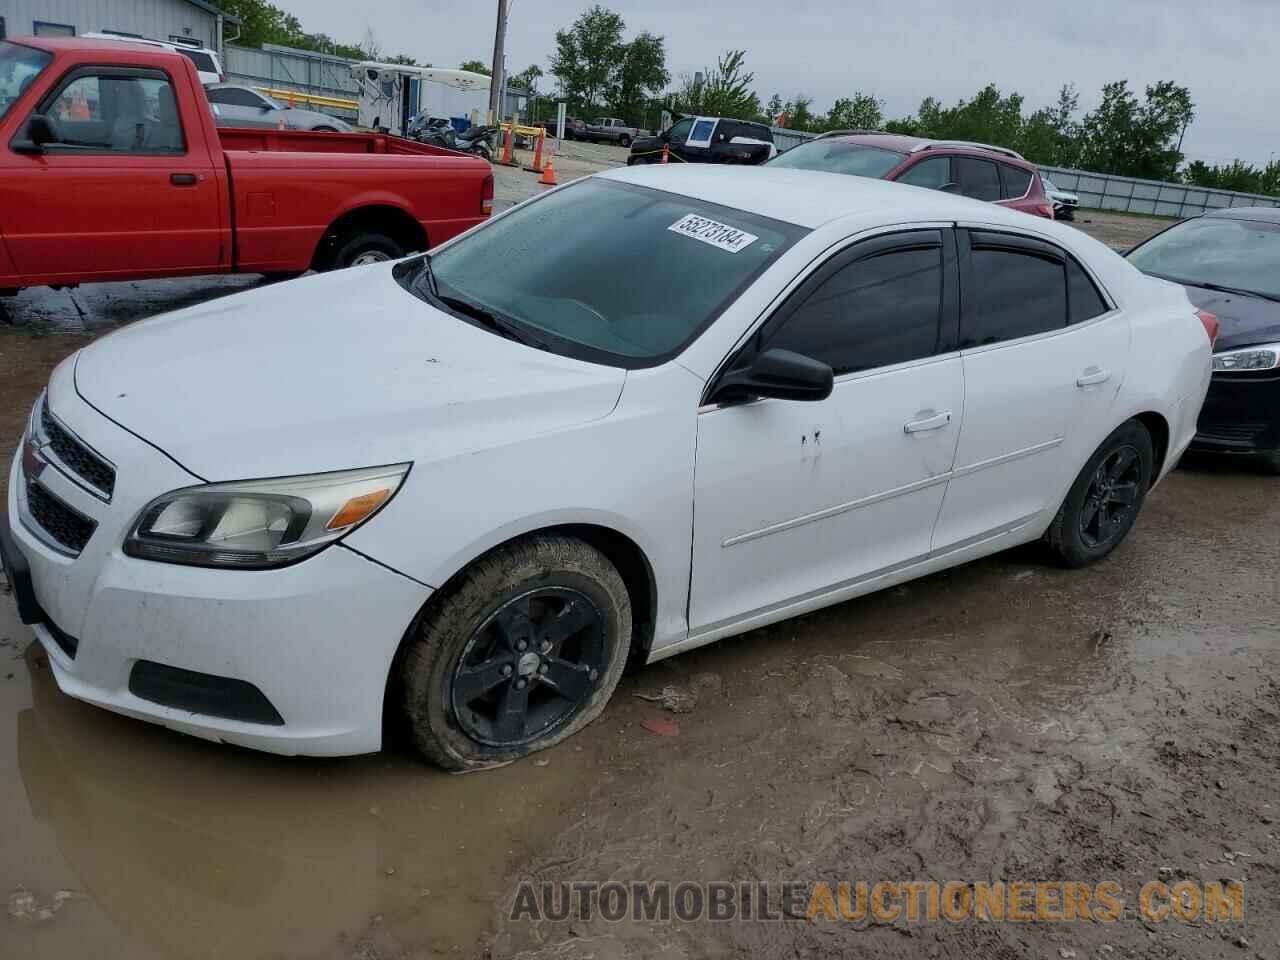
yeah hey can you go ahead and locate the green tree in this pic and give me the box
[1019,84,1080,166]
[219,0,413,62]
[784,95,816,131]
[765,93,784,123]
[1078,80,1194,179]
[674,50,761,120]
[609,33,669,126]
[550,4,626,111]
[458,60,492,76]
[512,64,543,92]
[819,92,883,132]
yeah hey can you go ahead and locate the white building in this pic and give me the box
[0,0,239,54]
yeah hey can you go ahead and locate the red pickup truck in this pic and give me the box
[0,37,493,294]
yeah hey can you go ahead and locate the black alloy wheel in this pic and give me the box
[451,587,606,747]
[1078,444,1143,549]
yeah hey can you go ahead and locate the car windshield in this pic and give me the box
[1041,175,1058,191]
[768,140,905,178]
[1127,216,1280,301]
[0,41,53,123]
[405,179,807,367]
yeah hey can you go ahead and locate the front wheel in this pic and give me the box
[400,535,632,770]
[331,232,405,270]
[1044,420,1154,567]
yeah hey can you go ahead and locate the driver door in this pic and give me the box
[689,228,964,639]
[5,66,222,285]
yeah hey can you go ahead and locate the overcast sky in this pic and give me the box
[297,0,1277,167]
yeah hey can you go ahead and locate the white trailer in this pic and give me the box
[350,62,490,137]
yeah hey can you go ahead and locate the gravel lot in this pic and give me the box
[3,153,1277,960]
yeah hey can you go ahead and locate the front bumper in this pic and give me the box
[6,374,431,756]
[1189,370,1280,455]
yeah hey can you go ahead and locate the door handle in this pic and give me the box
[170,173,198,186]
[1076,367,1112,388]
[904,411,952,434]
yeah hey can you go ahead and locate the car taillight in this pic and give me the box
[1197,309,1220,348]
[481,174,494,216]
[1039,203,1055,219]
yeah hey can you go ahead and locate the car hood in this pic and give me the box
[1180,285,1280,353]
[73,266,627,481]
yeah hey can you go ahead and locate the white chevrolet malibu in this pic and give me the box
[2,167,1212,769]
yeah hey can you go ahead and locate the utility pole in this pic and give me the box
[488,0,508,124]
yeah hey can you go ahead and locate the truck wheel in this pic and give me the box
[400,535,632,770]
[333,233,404,270]
[619,134,632,148]
[1044,420,1153,568]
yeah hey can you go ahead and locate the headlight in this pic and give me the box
[1212,343,1280,372]
[124,463,410,569]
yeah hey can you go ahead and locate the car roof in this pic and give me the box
[13,35,186,60]
[815,132,1035,168]
[80,32,217,54]
[1204,206,1280,223]
[603,164,1039,230]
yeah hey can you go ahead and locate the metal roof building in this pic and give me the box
[0,0,240,54]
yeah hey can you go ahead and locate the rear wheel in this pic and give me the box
[400,535,632,770]
[331,232,404,270]
[1044,420,1154,567]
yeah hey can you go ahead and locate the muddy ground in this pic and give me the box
[2,162,1278,960]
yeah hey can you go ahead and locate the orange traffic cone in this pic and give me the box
[525,128,546,173]
[500,123,517,166]
[540,154,558,186]
[661,143,669,164]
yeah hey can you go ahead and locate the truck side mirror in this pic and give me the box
[13,113,56,153]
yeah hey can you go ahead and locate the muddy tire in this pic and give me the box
[1044,419,1154,568]
[331,232,404,270]
[401,535,631,770]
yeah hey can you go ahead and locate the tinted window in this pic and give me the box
[896,156,951,189]
[955,157,1001,201]
[768,245,944,375]
[769,140,905,178]
[1067,258,1109,324]
[415,179,807,367]
[741,123,772,142]
[209,87,263,108]
[666,117,694,143]
[690,119,716,141]
[179,49,217,73]
[967,246,1066,345]
[1000,163,1032,199]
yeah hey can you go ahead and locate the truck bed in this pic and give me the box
[217,128,465,158]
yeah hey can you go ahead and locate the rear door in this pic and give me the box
[931,228,1128,551]
[5,64,222,284]
[207,86,276,128]
[690,228,964,636]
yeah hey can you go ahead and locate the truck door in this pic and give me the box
[5,65,222,285]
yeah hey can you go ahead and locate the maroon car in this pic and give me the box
[769,132,1055,219]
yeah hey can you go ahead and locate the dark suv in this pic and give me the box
[628,115,775,166]
[769,132,1054,219]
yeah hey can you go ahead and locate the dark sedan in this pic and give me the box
[1127,207,1280,473]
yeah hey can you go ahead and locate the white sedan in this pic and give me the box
[1,167,1213,768]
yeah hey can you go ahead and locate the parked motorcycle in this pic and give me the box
[408,115,496,162]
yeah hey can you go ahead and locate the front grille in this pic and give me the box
[41,399,115,498]
[25,476,97,555]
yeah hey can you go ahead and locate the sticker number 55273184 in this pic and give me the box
[667,214,759,254]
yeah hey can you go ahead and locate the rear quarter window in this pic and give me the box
[1067,258,1110,324]
[179,49,217,73]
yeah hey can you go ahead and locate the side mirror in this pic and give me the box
[712,348,834,404]
[13,113,56,153]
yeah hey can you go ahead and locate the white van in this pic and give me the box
[79,32,223,85]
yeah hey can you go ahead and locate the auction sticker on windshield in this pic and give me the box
[668,214,759,253]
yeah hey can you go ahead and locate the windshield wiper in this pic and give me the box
[409,255,440,300]
[436,293,546,348]
[1189,281,1280,304]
